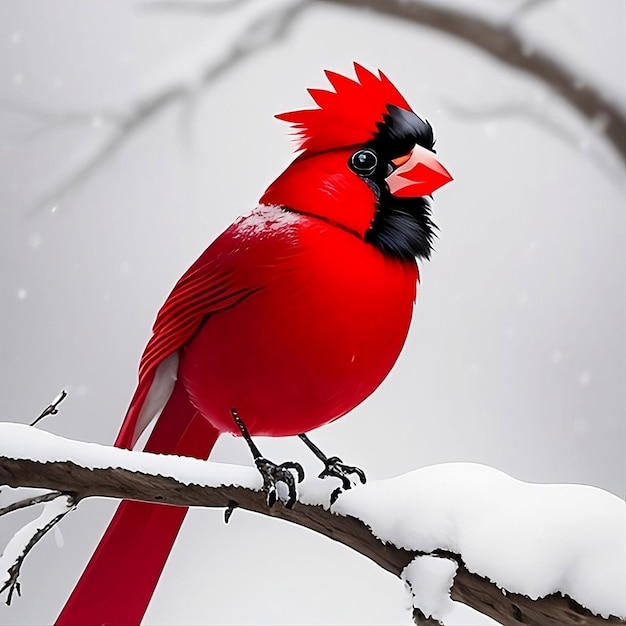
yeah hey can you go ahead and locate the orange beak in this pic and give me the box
[386,144,453,198]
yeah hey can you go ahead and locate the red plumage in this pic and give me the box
[56,64,451,625]
[276,64,410,153]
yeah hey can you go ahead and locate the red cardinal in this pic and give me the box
[56,64,452,625]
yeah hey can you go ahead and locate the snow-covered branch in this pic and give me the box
[0,495,74,605]
[1,424,624,626]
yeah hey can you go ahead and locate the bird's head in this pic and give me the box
[261,63,452,261]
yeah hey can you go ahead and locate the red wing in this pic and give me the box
[139,266,256,380]
[114,245,259,449]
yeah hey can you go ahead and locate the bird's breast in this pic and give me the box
[178,207,418,436]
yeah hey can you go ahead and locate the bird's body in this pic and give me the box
[178,205,417,435]
[56,65,451,626]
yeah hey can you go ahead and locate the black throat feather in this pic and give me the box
[365,191,436,261]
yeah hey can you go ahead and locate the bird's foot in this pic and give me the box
[318,456,367,504]
[255,457,304,508]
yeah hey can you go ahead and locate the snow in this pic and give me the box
[50,390,66,407]
[1,424,624,620]
[0,495,74,590]
[332,463,626,620]
[53,525,64,549]
[0,423,262,491]
[402,555,457,621]
[232,205,302,239]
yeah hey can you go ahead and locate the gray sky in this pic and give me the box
[0,1,624,624]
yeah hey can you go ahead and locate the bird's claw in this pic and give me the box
[318,456,367,488]
[318,456,367,503]
[255,457,304,509]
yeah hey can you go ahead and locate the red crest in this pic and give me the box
[276,63,413,154]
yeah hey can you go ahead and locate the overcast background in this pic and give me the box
[0,1,624,624]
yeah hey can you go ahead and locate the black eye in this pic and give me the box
[349,149,378,177]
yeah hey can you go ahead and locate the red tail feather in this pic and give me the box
[56,381,220,626]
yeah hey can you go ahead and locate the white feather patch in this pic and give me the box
[132,351,179,447]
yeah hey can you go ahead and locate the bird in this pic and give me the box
[55,63,452,626]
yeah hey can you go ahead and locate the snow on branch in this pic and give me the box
[0,495,74,604]
[1,423,624,626]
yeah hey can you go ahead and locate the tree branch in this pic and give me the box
[4,0,621,212]
[30,389,67,427]
[321,0,626,160]
[440,98,621,179]
[9,0,310,212]
[140,0,254,14]
[150,0,625,160]
[0,426,623,626]
[0,492,62,519]
[505,0,554,24]
[0,495,74,605]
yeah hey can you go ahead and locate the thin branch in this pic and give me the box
[442,99,622,179]
[0,492,62,519]
[140,0,253,13]
[22,0,310,212]
[0,445,622,625]
[0,495,75,605]
[27,85,189,213]
[507,0,554,23]
[320,0,626,160]
[0,101,119,142]
[196,1,310,85]
[30,390,68,427]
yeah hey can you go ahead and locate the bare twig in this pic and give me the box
[0,495,75,605]
[0,492,62,519]
[0,101,118,142]
[21,0,310,212]
[0,390,77,602]
[197,1,310,85]
[30,390,67,427]
[141,0,253,13]
[508,0,554,22]
[445,99,578,140]
[28,86,188,213]
[442,99,622,179]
